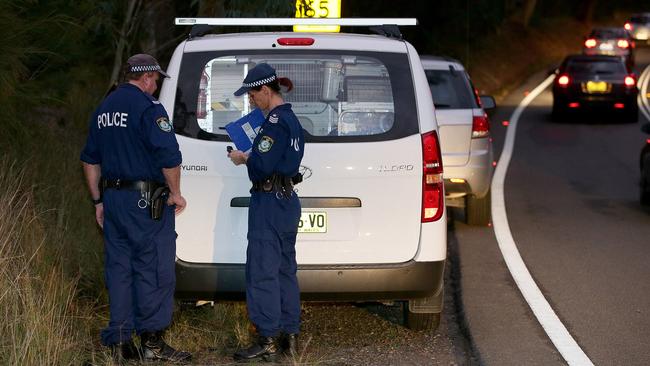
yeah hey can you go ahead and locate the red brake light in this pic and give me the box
[557,75,570,87]
[277,37,315,46]
[617,39,629,49]
[624,22,632,31]
[421,131,444,222]
[624,75,636,87]
[585,39,597,48]
[472,114,490,138]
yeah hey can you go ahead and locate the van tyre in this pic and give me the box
[551,102,566,122]
[404,309,441,331]
[466,189,491,226]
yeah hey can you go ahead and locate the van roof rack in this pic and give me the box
[175,18,418,40]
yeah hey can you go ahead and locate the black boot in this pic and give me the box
[279,333,299,358]
[233,335,279,362]
[110,339,141,364]
[140,331,192,363]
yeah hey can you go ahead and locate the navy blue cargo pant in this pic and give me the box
[246,191,301,337]
[100,189,176,345]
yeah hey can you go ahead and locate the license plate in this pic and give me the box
[586,81,609,93]
[298,212,327,233]
[599,43,614,50]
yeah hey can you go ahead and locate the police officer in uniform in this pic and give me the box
[80,54,191,363]
[228,63,305,362]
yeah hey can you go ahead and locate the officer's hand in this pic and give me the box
[167,193,187,215]
[228,150,248,166]
[95,203,104,229]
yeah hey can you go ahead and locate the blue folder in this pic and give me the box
[224,109,265,153]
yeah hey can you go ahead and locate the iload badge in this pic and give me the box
[258,136,274,153]
[156,117,172,132]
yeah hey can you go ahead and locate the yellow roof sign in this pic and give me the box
[294,0,341,33]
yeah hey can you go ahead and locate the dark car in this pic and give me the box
[552,55,638,122]
[641,123,650,206]
[582,27,635,68]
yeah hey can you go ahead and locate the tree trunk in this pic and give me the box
[576,0,598,23]
[198,0,225,17]
[520,0,537,28]
[108,0,141,89]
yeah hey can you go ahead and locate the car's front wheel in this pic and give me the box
[641,165,650,206]
[466,189,491,226]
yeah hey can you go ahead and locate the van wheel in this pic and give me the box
[466,189,491,226]
[624,106,638,123]
[404,308,441,331]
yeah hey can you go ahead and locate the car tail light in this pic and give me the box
[421,131,444,222]
[624,75,636,87]
[584,38,597,48]
[617,39,630,49]
[569,102,580,108]
[472,113,490,138]
[277,37,315,46]
[614,103,625,109]
[557,74,570,87]
[624,22,632,31]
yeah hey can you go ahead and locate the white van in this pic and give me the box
[159,19,447,330]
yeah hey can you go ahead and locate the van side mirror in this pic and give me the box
[641,123,650,135]
[480,95,496,110]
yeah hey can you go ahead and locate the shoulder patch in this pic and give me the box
[152,100,161,104]
[269,113,279,124]
[156,117,172,132]
[258,135,274,153]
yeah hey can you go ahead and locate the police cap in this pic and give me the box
[126,53,170,78]
[234,63,277,96]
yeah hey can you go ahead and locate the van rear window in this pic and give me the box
[173,51,418,143]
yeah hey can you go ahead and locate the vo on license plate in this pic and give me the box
[298,212,327,233]
[586,81,608,93]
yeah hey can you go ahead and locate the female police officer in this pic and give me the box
[228,63,305,362]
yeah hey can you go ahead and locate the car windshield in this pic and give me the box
[425,69,477,109]
[590,29,627,38]
[566,60,626,75]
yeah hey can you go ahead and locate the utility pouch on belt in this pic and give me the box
[150,186,170,221]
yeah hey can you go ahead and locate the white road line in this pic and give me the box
[490,75,595,366]
[637,64,650,122]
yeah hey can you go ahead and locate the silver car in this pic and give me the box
[626,13,650,44]
[421,56,495,225]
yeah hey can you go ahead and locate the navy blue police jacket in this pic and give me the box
[80,83,182,183]
[247,104,304,183]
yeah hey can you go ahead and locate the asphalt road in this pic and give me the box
[452,47,650,365]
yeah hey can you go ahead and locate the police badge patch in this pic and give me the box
[258,136,274,153]
[156,117,172,132]
[269,113,279,124]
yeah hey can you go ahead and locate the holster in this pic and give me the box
[150,186,170,221]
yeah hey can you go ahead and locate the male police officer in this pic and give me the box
[80,54,191,363]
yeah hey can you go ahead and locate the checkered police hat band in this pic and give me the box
[242,75,276,88]
[129,65,162,73]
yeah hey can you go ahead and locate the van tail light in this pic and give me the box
[584,38,597,48]
[421,131,444,222]
[624,22,632,31]
[277,37,315,46]
[557,74,570,87]
[624,75,636,87]
[617,39,630,49]
[472,113,490,138]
